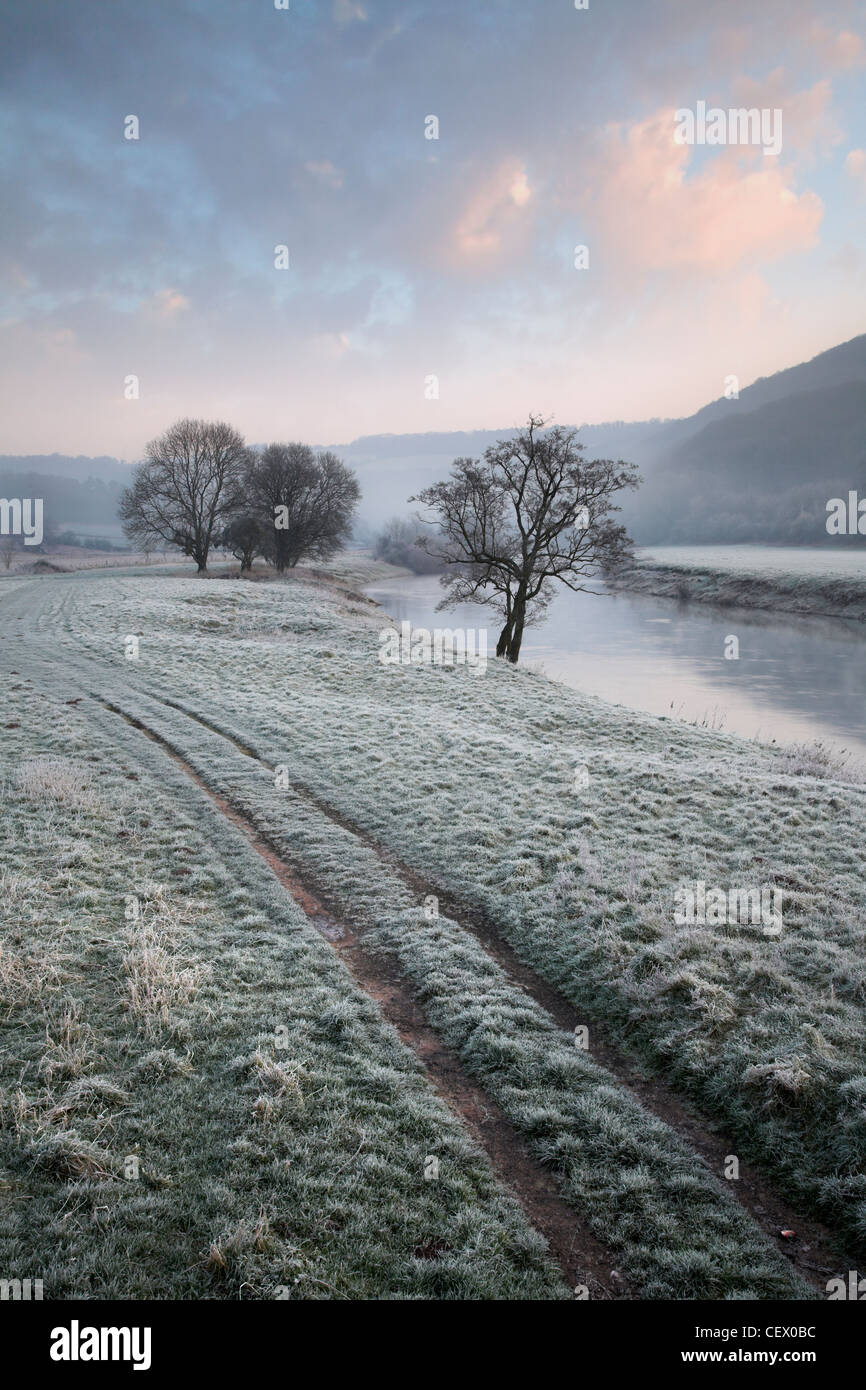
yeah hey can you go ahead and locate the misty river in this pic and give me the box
[364,565,866,770]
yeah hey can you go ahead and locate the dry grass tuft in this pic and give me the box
[204,1210,274,1272]
[38,1003,101,1085]
[251,1050,306,1108]
[742,1059,812,1099]
[29,1128,114,1181]
[122,892,209,1036]
[774,739,866,784]
[0,944,69,1016]
[13,757,100,807]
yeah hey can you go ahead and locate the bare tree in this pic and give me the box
[247,443,360,572]
[119,418,248,572]
[1,535,18,570]
[412,415,640,663]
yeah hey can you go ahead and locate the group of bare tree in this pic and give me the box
[120,413,639,667]
[119,419,359,574]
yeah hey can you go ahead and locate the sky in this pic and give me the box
[1,0,865,458]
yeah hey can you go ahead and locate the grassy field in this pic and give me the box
[0,678,565,1300]
[1,561,863,1299]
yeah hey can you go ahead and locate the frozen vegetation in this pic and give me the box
[1,561,864,1297]
[0,684,564,1299]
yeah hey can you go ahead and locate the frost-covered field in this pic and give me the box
[1,565,864,1298]
[0,675,564,1299]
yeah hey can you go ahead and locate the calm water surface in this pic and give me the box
[365,563,866,768]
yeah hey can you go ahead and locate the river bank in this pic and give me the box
[607,546,866,621]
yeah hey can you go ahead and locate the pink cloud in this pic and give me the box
[304,160,344,190]
[143,288,190,319]
[309,330,351,359]
[844,148,866,189]
[588,109,822,278]
[333,0,366,23]
[804,22,866,71]
[711,9,866,73]
[450,161,533,264]
[732,72,841,165]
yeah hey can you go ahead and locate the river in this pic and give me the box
[364,556,866,768]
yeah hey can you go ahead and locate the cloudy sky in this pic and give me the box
[1,0,865,458]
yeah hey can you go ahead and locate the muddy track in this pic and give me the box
[98,696,628,1300]
[146,692,849,1288]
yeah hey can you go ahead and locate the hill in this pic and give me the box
[7,333,865,545]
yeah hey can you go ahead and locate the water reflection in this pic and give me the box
[365,574,866,765]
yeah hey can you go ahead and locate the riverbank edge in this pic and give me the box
[605,560,866,622]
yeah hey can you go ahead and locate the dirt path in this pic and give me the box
[146,693,850,1289]
[99,697,629,1300]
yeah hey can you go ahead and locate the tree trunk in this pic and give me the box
[507,617,525,662]
[506,590,527,663]
[496,592,514,657]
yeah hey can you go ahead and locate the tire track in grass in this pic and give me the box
[0,618,824,1296]
[148,692,845,1291]
[0,675,571,1300]
[97,697,629,1300]
[90,693,812,1297]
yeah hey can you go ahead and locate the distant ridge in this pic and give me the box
[627,335,866,544]
[4,333,864,543]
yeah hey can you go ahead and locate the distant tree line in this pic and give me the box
[631,479,866,547]
[119,419,360,573]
